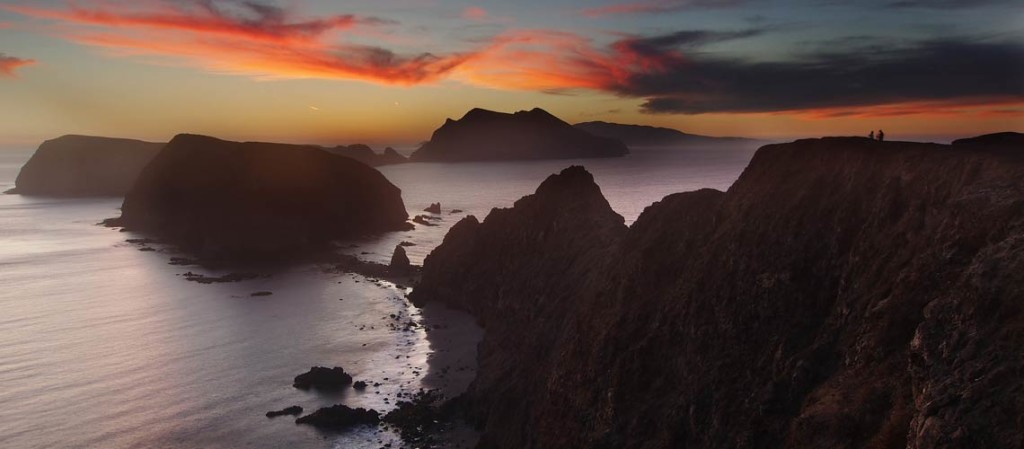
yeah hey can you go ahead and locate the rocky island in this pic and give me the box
[107,134,411,259]
[412,134,1024,448]
[574,120,758,148]
[8,135,164,196]
[325,144,408,166]
[410,108,629,162]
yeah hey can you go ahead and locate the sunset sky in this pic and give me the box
[0,0,1021,148]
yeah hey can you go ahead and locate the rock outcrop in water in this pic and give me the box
[410,108,629,162]
[293,366,353,390]
[108,134,411,259]
[574,121,757,148]
[295,405,381,430]
[8,135,163,196]
[411,133,1024,449]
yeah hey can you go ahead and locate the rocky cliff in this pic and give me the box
[411,134,1024,449]
[109,134,411,259]
[410,108,629,162]
[9,135,163,196]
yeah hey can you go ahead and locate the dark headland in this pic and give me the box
[8,135,164,196]
[106,134,411,259]
[411,133,1024,448]
[410,108,629,162]
[574,120,759,147]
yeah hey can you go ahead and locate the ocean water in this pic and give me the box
[0,145,757,448]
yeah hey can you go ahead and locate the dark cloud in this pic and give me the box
[581,0,746,17]
[884,0,1018,8]
[605,37,1024,114]
[618,29,765,53]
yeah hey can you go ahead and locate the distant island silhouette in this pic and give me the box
[410,108,629,162]
[323,144,408,166]
[105,134,411,260]
[574,121,760,148]
[8,135,163,196]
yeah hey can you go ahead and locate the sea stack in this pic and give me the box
[412,134,1024,449]
[390,245,411,274]
[109,134,411,259]
[8,135,164,196]
[410,108,629,162]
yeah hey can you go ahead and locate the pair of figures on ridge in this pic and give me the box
[869,130,885,141]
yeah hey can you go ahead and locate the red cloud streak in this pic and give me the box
[5,0,463,84]
[0,54,35,77]
[5,1,1020,118]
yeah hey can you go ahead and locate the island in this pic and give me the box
[411,133,1024,449]
[574,120,758,148]
[324,144,408,166]
[106,134,411,259]
[409,108,629,162]
[8,135,164,196]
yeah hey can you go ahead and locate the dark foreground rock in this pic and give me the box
[411,134,1024,449]
[106,134,411,259]
[383,390,452,447]
[293,366,353,390]
[295,405,380,430]
[8,135,163,196]
[410,108,628,161]
[266,405,303,418]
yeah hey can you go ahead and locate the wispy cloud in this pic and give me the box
[4,0,466,84]
[580,0,743,17]
[457,28,1024,116]
[0,53,35,77]
[462,6,489,20]
[5,0,1021,117]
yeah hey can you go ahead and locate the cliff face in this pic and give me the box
[410,108,629,162]
[112,134,411,258]
[10,135,164,196]
[411,135,1024,449]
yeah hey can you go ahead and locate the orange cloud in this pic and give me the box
[5,0,465,84]
[455,29,656,91]
[790,97,1024,120]
[0,53,35,77]
[462,6,489,20]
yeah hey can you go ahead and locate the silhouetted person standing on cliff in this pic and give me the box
[869,131,874,140]
[878,130,885,142]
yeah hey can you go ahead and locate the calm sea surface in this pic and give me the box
[0,145,756,448]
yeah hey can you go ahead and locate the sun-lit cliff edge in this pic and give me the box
[411,134,1024,448]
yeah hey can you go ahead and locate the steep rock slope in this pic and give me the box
[110,134,410,258]
[412,135,1024,449]
[9,135,163,196]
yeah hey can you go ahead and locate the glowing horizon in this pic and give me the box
[0,0,1021,147]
